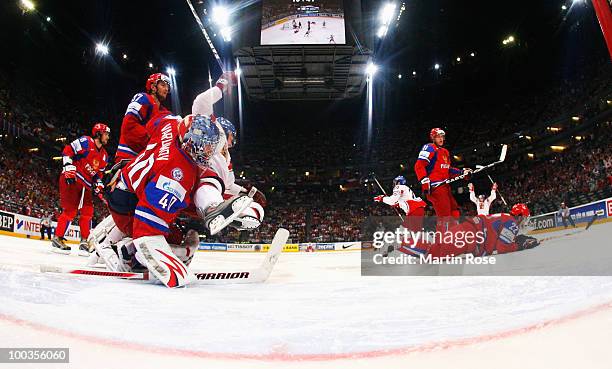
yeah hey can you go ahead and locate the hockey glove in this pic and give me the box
[373,195,384,203]
[242,184,267,207]
[515,234,540,251]
[62,166,77,184]
[93,179,107,204]
[467,183,474,192]
[216,71,238,93]
[462,168,473,181]
[420,177,431,196]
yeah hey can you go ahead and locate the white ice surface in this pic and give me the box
[261,17,346,45]
[1,223,612,368]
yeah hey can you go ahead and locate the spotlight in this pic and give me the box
[212,5,231,26]
[397,74,402,79]
[95,43,109,55]
[20,0,35,11]
[379,3,396,25]
[470,52,476,57]
[46,16,51,22]
[365,62,378,76]
[235,67,242,77]
[434,63,440,70]
[122,53,128,60]
[561,4,567,10]
[166,67,176,76]
[148,62,154,69]
[376,25,388,38]
[456,57,461,62]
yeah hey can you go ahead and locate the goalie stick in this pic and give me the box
[40,228,290,285]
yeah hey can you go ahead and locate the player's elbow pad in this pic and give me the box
[194,184,224,219]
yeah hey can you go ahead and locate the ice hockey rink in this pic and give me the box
[1,222,612,369]
[261,17,346,45]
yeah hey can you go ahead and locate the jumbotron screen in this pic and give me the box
[261,0,346,45]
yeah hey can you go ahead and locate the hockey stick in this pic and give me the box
[40,228,289,285]
[369,173,405,222]
[185,0,224,70]
[439,144,508,187]
[487,174,509,207]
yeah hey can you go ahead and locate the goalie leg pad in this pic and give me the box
[96,226,126,272]
[134,235,191,288]
[231,202,265,231]
[203,195,253,235]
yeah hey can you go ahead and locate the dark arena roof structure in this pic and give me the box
[235,45,371,101]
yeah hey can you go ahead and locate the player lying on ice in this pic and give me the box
[389,203,540,258]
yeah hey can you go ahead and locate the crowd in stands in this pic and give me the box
[0,61,610,243]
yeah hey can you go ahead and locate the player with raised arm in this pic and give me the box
[468,182,497,216]
[115,73,171,163]
[374,176,426,219]
[51,123,110,254]
[414,128,472,219]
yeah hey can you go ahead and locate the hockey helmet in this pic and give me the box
[510,203,530,217]
[393,175,406,186]
[430,128,446,140]
[92,123,110,138]
[216,117,237,147]
[146,73,171,92]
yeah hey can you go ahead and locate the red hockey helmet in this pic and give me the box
[510,203,530,217]
[146,73,171,92]
[92,123,110,138]
[430,128,446,140]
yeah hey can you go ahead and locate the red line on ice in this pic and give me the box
[2,301,612,361]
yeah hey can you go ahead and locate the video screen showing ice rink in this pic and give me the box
[261,0,346,45]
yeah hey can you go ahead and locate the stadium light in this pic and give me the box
[166,67,176,76]
[379,3,396,25]
[412,70,416,76]
[46,16,51,22]
[561,4,567,10]
[95,43,109,55]
[470,52,476,57]
[20,0,35,11]
[122,53,127,59]
[235,67,242,77]
[212,5,231,26]
[456,57,461,62]
[365,62,378,76]
[434,63,440,70]
[148,62,154,69]
[398,73,402,79]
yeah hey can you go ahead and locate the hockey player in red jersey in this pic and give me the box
[52,123,110,255]
[115,73,171,163]
[414,128,472,219]
[404,203,539,258]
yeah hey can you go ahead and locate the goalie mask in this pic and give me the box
[181,114,220,166]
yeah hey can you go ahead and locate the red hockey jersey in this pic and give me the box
[62,136,108,189]
[414,143,462,187]
[116,92,169,162]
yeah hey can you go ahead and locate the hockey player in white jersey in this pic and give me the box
[468,182,497,215]
[373,176,426,217]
